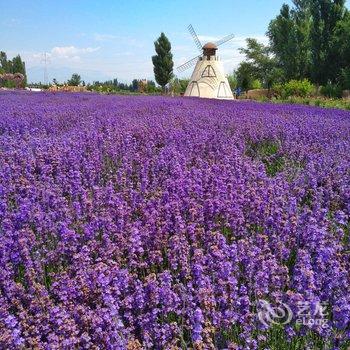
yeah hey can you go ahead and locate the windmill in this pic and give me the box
[178,25,234,99]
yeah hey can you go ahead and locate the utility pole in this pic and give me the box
[41,52,50,85]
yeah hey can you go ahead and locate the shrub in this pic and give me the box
[341,67,350,90]
[272,83,285,98]
[320,83,342,98]
[283,79,315,98]
[251,79,262,90]
[273,79,314,99]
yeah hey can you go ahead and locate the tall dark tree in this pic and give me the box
[268,2,311,80]
[291,0,312,78]
[332,10,350,88]
[0,51,9,73]
[310,0,346,85]
[152,32,173,91]
[268,4,299,80]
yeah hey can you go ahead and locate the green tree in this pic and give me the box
[0,53,26,87]
[179,79,189,94]
[239,38,282,90]
[0,51,9,72]
[292,0,312,78]
[310,0,346,85]
[67,73,82,86]
[332,10,350,88]
[227,73,237,90]
[268,3,311,80]
[131,79,139,92]
[145,80,159,93]
[11,55,25,74]
[152,32,174,91]
[235,62,254,91]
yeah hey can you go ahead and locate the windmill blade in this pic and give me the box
[215,34,235,47]
[188,24,202,52]
[177,55,200,73]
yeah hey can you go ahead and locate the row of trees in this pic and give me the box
[47,74,163,94]
[87,78,159,93]
[0,32,175,93]
[71,32,180,94]
[35,32,175,94]
[0,51,27,87]
[235,0,350,94]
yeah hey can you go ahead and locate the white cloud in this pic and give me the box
[50,46,100,59]
[26,46,100,65]
[11,31,269,83]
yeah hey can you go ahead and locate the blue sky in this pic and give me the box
[0,0,329,83]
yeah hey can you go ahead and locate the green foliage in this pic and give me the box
[236,61,255,91]
[0,51,9,72]
[268,3,310,80]
[310,0,347,85]
[178,79,189,94]
[152,32,174,90]
[237,39,283,90]
[86,78,161,95]
[274,79,314,98]
[268,96,350,110]
[320,83,342,98]
[251,79,262,89]
[284,79,314,97]
[265,1,350,88]
[226,73,237,90]
[340,67,350,90]
[0,51,27,87]
[332,12,350,87]
[246,139,285,177]
[131,79,139,92]
[144,80,158,93]
[67,73,82,86]
[170,77,189,95]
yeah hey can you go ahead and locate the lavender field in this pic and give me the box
[0,91,349,349]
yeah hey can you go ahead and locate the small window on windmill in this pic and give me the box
[217,81,229,98]
[189,81,200,97]
[201,65,216,78]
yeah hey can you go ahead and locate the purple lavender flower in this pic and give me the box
[0,91,349,349]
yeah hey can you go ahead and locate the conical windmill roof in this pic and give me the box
[202,42,217,49]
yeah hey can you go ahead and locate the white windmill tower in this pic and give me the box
[178,25,234,99]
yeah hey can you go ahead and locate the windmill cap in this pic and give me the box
[202,42,217,49]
